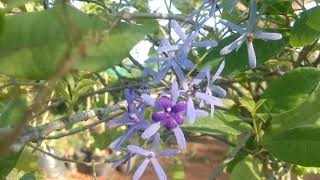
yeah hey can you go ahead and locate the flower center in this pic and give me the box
[148,151,155,158]
[166,107,172,112]
[129,113,138,121]
[246,33,254,42]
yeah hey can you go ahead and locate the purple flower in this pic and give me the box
[141,95,187,150]
[128,133,179,180]
[219,0,282,68]
[107,89,149,151]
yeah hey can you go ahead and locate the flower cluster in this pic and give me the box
[107,0,282,179]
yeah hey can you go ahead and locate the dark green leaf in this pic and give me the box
[262,82,320,166]
[290,7,320,47]
[305,6,320,31]
[263,125,320,166]
[0,4,158,79]
[75,19,159,72]
[0,4,105,79]
[260,68,320,114]
[182,110,250,136]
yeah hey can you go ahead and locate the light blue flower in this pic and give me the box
[219,0,282,68]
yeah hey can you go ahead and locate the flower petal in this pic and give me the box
[157,45,179,53]
[126,156,131,174]
[187,97,196,124]
[142,121,161,139]
[152,112,169,122]
[151,158,167,180]
[192,40,218,48]
[195,92,223,106]
[246,41,256,68]
[156,149,180,157]
[220,19,245,34]
[143,67,157,78]
[211,60,225,82]
[172,102,187,113]
[141,94,156,107]
[172,113,184,125]
[248,0,257,32]
[133,159,150,180]
[166,118,176,130]
[111,128,137,151]
[171,80,179,104]
[151,133,161,151]
[219,35,245,55]
[158,96,173,111]
[127,145,150,156]
[112,154,130,169]
[195,110,209,118]
[211,85,227,97]
[190,64,212,86]
[254,31,282,41]
[172,62,187,88]
[208,0,218,17]
[176,58,194,69]
[155,63,171,83]
[171,20,187,41]
[173,127,187,150]
[145,57,171,64]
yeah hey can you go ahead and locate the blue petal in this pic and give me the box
[246,41,256,68]
[173,127,187,150]
[151,158,167,180]
[142,122,161,139]
[187,97,196,124]
[133,158,150,180]
[127,145,150,156]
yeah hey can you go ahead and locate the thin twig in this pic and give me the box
[44,110,123,139]
[27,143,114,166]
[10,101,127,152]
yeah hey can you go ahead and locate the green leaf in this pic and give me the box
[262,82,320,166]
[0,151,22,179]
[75,19,159,72]
[19,172,36,180]
[263,125,320,166]
[239,97,256,116]
[0,97,26,127]
[305,6,320,31]
[260,68,320,114]
[0,4,105,79]
[290,7,320,47]
[230,155,262,180]
[73,78,98,101]
[0,4,157,79]
[182,110,250,136]
[202,33,287,75]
